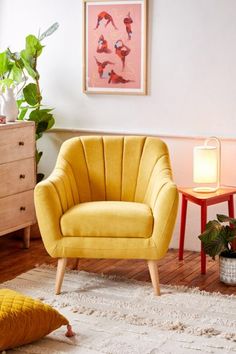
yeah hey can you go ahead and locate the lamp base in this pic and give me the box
[193,186,218,193]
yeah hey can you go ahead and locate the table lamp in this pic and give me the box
[193,137,221,193]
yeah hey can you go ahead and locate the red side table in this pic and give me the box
[178,187,236,274]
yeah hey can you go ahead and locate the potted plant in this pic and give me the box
[0,22,59,182]
[199,214,236,285]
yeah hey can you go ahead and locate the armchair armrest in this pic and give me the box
[144,155,179,258]
[151,181,179,257]
[34,165,79,257]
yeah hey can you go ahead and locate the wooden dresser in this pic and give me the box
[0,121,36,248]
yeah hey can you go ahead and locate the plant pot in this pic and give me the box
[219,253,236,285]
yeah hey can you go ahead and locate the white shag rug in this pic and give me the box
[1,266,236,354]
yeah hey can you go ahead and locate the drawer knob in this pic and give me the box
[18,141,25,146]
[19,174,25,179]
[20,206,26,211]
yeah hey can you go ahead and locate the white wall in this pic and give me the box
[1,0,236,252]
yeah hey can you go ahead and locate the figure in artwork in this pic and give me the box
[94,57,114,78]
[124,12,133,40]
[114,40,131,70]
[108,70,132,84]
[97,35,111,54]
[94,11,118,30]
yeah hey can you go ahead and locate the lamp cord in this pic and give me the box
[221,184,236,188]
[205,136,221,190]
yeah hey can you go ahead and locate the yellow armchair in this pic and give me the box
[34,136,178,295]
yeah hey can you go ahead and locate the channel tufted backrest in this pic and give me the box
[54,136,172,205]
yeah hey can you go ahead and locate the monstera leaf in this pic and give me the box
[217,214,236,226]
[199,219,236,259]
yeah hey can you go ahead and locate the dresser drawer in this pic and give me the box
[0,190,36,234]
[0,158,35,198]
[0,126,35,164]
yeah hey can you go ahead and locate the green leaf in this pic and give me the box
[37,107,54,113]
[20,49,37,79]
[17,103,36,111]
[46,116,55,130]
[37,120,49,134]
[25,35,43,57]
[29,109,55,136]
[20,35,43,79]
[29,109,49,122]
[0,78,14,88]
[198,220,235,259]
[36,149,43,164]
[10,63,23,83]
[17,98,25,108]
[217,214,236,225]
[18,107,28,120]
[0,51,9,76]
[36,132,43,140]
[6,48,21,63]
[29,109,40,122]
[39,22,59,41]
[23,83,40,105]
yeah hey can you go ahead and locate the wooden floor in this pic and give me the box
[0,234,236,295]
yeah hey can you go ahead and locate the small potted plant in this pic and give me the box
[199,214,236,285]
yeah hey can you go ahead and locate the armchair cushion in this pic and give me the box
[60,201,153,238]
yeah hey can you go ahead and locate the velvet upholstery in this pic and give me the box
[0,288,69,350]
[34,136,178,261]
[60,201,153,238]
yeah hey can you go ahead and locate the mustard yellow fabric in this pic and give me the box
[61,201,153,238]
[34,136,179,260]
[0,288,68,351]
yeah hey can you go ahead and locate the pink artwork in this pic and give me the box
[83,0,147,94]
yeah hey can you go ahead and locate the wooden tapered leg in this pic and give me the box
[55,258,67,295]
[68,258,79,270]
[147,260,161,296]
[23,226,30,249]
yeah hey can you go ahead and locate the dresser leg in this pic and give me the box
[23,226,30,249]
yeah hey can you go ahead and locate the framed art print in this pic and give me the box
[83,0,147,95]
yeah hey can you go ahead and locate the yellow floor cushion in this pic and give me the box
[0,288,71,351]
[60,201,153,238]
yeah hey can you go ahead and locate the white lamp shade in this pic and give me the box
[193,146,218,183]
